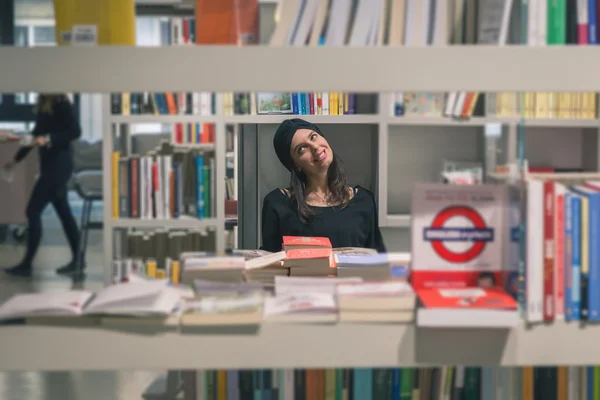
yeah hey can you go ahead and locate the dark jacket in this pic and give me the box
[14,99,81,177]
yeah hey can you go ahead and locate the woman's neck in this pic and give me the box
[306,173,329,196]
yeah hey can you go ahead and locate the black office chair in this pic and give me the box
[72,170,103,273]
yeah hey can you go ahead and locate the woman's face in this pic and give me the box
[290,128,333,175]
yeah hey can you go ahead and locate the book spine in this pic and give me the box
[564,192,573,320]
[588,194,600,320]
[572,195,582,320]
[543,181,556,321]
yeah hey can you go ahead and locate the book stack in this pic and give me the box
[262,292,338,324]
[336,281,416,323]
[180,255,246,284]
[335,253,391,280]
[282,236,335,277]
[244,251,288,287]
[180,281,265,326]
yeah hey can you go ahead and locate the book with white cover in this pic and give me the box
[263,293,337,323]
[0,280,181,321]
[0,290,94,321]
[274,276,362,295]
[336,281,416,310]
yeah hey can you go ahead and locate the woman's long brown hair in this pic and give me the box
[35,93,69,114]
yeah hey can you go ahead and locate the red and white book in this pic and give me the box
[554,182,566,320]
[543,180,555,322]
[416,287,519,328]
[282,236,332,251]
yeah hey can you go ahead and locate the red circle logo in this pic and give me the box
[424,206,494,263]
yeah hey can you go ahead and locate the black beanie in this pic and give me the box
[273,118,324,171]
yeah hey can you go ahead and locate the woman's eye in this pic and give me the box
[311,134,317,140]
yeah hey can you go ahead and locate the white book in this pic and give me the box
[145,155,153,219]
[526,179,544,323]
[162,154,172,219]
[0,280,180,320]
[263,293,337,322]
[274,276,362,295]
[155,156,163,219]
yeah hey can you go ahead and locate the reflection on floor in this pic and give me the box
[0,196,171,400]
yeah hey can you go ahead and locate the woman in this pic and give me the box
[3,94,82,277]
[260,118,386,253]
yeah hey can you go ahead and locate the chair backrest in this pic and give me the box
[132,133,170,155]
[72,139,103,172]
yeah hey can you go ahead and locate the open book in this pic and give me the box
[0,280,182,321]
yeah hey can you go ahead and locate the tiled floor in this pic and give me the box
[0,195,172,400]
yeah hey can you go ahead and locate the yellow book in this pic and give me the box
[53,0,135,45]
[522,367,534,400]
[146,259,157,278]
[155,269,166,279]
[52,0,77,45]
[217,370,227,399]
[170,261,181,284]
[111,151,120,218]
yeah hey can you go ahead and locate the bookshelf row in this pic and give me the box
[107,114,600,128]
[186,366,592,400]
[108,92,600,122]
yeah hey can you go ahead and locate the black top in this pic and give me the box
[260,185,386,253]
[14,100,81,175]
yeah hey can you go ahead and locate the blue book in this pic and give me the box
[196,155,205,218]
[571,185,600,321]
[352,369,373,400]
[564,191,573,320]
[589,0,598,44]
[335,253,389,266]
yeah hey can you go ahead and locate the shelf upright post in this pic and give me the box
[102,94,115,286]
[214,92,226,254]
[377,92,389,228]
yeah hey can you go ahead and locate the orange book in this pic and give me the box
[286,248,332,261]
[195,0,259,45]
[283,236,332,250]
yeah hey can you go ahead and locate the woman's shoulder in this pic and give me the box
[353,185,376,201]
[263,188,290,204]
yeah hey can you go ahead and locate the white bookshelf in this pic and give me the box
[2,47,600,92]
[101,94,228,285]
[99,93,600,251]
[0,321,598,371]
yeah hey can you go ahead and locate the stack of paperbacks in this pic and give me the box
[261,276,350,323]
[336,281,416,323]
[282,236,336,277]
[243,251,289,286]
[180,253,246,284]
[179,280,265,326]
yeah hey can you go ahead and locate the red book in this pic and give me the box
[555,192,565,319]
[417,287,518,310]
[286,248,332,260]
[543,181,555,321]
[282,236,332,251]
